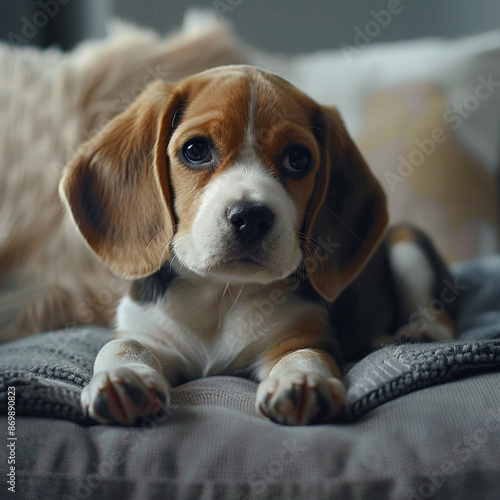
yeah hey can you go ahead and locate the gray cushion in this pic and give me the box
[3,373,500,499]
[2,255,500,498]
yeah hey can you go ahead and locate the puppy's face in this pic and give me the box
[167,68,321,283]
[60,66,387,301]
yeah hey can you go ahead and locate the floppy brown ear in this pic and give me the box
[59,80,178,279]
[304,106,388,301]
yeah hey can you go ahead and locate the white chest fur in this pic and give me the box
[115,277,312,381]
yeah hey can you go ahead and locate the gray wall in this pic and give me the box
[114,0,500,53]
[0,0,111,50]
[1,0,499,51]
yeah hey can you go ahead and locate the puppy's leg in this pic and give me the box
[81,338,169,425]
[255,340,346,425]
[387,224,455,342]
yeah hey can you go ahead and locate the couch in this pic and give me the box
[1,12,500,500]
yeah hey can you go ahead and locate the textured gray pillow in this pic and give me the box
[2,373,500,499]
[2,256,500,499]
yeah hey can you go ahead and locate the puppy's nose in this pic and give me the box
[227,202,275,242]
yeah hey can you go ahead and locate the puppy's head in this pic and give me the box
[60,65,387,301]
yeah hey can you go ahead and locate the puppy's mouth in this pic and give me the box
[220,255,264,267]
[171,231,301,283]
[204,248,280,283]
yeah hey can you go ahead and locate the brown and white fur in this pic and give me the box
[0,15,250,342]
[59,65,455,426]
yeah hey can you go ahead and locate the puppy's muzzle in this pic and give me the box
[226,201,275,244]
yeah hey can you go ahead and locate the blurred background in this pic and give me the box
[1,0,500,52]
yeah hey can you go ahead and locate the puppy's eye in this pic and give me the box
[182,138,212,164]
[283,147,311,174]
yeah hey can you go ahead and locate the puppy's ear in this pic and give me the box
[59,80,178,279]
[304,106,388,301]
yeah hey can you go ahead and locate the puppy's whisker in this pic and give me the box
[161,233,193,270]
[146,228,169,249]
[296,230,324,259]
[158,243,171,269]
[168,251,181,272]
[216,282,231,332]
[145,147,155,161]
[228,284,244,316]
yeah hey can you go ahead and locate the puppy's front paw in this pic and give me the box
[81,364,169,425]
[256,370,346,425]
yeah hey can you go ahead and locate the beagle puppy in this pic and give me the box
[59,65,454,426]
